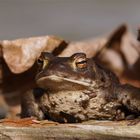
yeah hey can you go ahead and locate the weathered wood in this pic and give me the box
[0,120,139,140]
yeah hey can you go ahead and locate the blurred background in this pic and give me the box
[0,0,140,41]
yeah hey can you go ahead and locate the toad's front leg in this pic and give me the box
[21,88,44,120]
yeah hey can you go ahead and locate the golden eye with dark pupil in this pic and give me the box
[37,58,49,69]
[76,60,87,69]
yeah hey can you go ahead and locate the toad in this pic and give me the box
[21,52,140,123]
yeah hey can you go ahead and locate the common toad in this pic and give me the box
[21,52,140,123]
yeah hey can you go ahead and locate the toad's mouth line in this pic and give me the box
[37,75,94,87]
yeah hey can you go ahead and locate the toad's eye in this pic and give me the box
[37,58,49,69]
[71,53,88,70]
[75,58,87,69]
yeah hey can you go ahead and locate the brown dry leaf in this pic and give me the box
[2,24,139,77]
[0,118,59,127]
[0,118,35,127]
[0,26,119,74]
[2,36,66,73]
